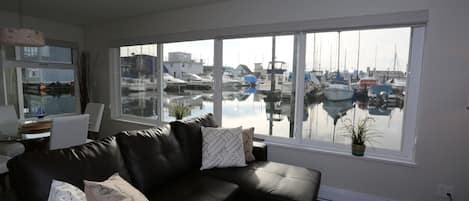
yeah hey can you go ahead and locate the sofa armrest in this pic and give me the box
[253,141,267,161]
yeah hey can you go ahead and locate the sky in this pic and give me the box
[120,27,411,73]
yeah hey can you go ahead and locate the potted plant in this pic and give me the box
[342,117,380,156]
[171,103,191,120]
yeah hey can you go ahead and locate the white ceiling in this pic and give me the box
[0,0,226,25]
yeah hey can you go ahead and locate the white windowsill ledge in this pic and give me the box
[264,140,417,168]
[112,117,161,127]
[110,117,416,168]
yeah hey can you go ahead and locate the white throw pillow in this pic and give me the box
[201,126,246,170]
[47,180,86,201]
[84,173,148,201]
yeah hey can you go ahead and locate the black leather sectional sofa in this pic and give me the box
[8,114,321,201]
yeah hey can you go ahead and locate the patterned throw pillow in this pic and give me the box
[201,127,246,170]
[84,173,149,201]
[242,127,256,162]
[47,180,86,201]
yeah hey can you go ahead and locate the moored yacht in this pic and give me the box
[182,73,213,90]
[323,79,354,101]
[164,73,187,91]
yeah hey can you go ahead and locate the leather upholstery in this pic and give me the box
[203,161,321,201]
[253,141,268,161]
[7,136,129,201]
[116,125,190,196]
[7,113,321,201]
[148,172,238,201]
[169,113,218,169]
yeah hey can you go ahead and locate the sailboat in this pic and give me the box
[323,41,354,101]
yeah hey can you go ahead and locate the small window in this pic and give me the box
[6,45,73,64]
[2,44,78,119]
[21,68,77,118]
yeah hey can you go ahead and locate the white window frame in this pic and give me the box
[0,45,80,120]
[109,20,426,165]
[110,45,161,125]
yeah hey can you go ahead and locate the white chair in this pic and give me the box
[0,106,19,138]
[84,103,104,133]
[0,106,25,158]
[49,114,90,150]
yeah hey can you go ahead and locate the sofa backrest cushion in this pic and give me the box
[169,113,218,169]
[116,125,189,196]
[7,136,129,201]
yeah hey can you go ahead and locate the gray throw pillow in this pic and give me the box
[242,127,256,162]
[201,126,246,170]
[84,173,149,201]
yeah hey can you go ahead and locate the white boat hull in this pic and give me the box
[323,84,354,101]
[128,83,146,92]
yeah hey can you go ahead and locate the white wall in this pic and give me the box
[84,0,469,200]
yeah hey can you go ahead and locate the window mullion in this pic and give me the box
[294,32,306,143]
[156,44,164,124]
[16,68,25,119]
[0,45,6,106]
[213,39,223,126]
[110,48,121,119]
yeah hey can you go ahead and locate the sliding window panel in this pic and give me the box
[162,40,214,122]
[302,27,412,152]
[119,44,159,120]
[222,35,295,138]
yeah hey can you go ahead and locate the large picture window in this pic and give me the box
[112,25,424,163]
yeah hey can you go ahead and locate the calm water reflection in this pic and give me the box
[121,87,404,151]
[23,94,76,118]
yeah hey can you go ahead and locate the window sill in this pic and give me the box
[111,116,161,127]
[111,117,416,167]
[258,137,417,168]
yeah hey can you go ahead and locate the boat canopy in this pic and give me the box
[243,74,257,84]
[370,84,393,95]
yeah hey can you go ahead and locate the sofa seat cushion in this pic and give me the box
[202,161,321,201]
[148,173,238,201]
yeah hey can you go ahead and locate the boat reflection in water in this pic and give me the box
[121,84,405,151]
[322,100,354,142]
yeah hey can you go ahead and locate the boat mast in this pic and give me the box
[329,45,333,73]
[270,36,276,92]
[268,36,276,136]
[393,44,397,72]
[313,34,317,71]
[356,31,361,80]
[337,31,341,78]
[319,40,322,71]
[374,46,378,69]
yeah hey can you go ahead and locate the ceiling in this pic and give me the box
[0,0,226,25]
